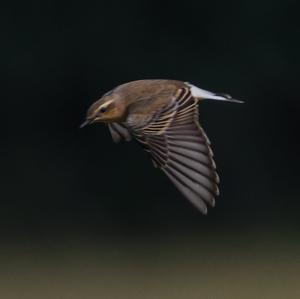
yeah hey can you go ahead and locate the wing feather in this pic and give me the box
[130,87,219,213]
[108,123,132,143]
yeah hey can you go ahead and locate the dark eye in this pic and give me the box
[100,107,107,113]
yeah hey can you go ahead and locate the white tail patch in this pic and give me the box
[185,82,244,103]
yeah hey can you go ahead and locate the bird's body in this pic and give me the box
[82,79,242,213]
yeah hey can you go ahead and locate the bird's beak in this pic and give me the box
[80,119,93,128]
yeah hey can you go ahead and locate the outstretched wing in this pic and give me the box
[131,87,219,214]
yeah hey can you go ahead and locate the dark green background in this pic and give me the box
[1,1,299,298]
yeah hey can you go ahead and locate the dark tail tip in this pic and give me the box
[215,93,245,103]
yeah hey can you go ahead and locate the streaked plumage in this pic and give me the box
[81,80,243,214]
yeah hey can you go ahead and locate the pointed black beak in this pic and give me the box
[80,119,92,128]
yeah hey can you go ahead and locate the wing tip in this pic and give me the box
[193,201,208,214]
[202,206,208,215]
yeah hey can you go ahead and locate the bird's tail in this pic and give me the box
[210,92,244,103]
[186,83,244,103]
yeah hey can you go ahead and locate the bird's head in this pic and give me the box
[80,91,126,128]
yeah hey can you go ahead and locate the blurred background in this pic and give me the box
[1,0,300,298]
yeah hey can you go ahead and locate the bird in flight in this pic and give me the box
[81,80,243,214]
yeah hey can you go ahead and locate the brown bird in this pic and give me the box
[81,79,243,214]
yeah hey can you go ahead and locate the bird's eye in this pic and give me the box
[100,107,107,113]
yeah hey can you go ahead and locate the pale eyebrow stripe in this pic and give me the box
[94,99,115,114]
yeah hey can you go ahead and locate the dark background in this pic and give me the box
[1,1,300,298]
